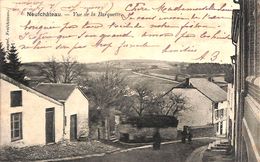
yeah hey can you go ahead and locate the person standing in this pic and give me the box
[181,126,187,143]
[153,129,161,150]
[187,127,193,144]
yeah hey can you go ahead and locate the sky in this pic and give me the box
[0,0,239,63]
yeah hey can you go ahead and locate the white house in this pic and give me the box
[0,73,89,147]
[173,78,227,136]
[0,73,64,147]
[35,83,89,141]
[226,83,235,146]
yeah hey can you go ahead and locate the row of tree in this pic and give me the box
[0,43,27,85]
[185,63,233,83]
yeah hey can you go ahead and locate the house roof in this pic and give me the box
[35,83,77,101]
[189,78,227,102]
[0,73,62,105]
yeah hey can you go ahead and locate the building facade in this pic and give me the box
[173,78,228,135]
[0,74,64,147]
[231,0,260,161]
[0,74,90,147]
[35,83,89,141]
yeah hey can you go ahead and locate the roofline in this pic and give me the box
[193,87,227,103]
[171,86,227,103]
[35,83,76,102]
[77,87,89,100]
[189,81,227,102]
[57,87,88,102]
[38,82,77,86]
[0,73,62,106]
[35,83,88,102]
[157,81,185,99]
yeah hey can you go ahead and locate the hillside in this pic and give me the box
[22,60,231,92]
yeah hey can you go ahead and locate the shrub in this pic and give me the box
[122,115,178,128]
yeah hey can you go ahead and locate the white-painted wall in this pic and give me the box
[64,88,89,140]
[227,84,235,145]
[214,101,228,135]
[0,79,63,147]
[172,88,213,130]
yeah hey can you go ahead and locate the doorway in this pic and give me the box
[46,108,55,144]
[70,114,77,141]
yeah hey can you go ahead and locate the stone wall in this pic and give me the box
[117,124,177,142]
[190,125,215,138]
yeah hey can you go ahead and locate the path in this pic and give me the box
[132,71,180,83]
[185,145,208,162]
[45,137,215,162]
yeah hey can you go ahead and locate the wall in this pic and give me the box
[118,124,177,141]
[0,79,63,147]
[242,95,260,162]
[171,88,213,130]
[64,88,89,140]
[190,125,215,138]
[214,101,228,135]
[227,83,235,145]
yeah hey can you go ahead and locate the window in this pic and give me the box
[214,103,218,109]
[10,91,22,107]
[215,110,219,119]
[11,113,22,141]
[220,109,224,118]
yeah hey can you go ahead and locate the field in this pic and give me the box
[23,60,184,94]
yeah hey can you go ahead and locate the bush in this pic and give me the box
[122,115,178,128]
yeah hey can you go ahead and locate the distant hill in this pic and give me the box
[22,60,232,91]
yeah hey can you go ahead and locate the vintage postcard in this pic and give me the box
[0,0,259,162]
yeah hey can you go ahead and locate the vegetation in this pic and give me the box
[127,83,155,117]
[0,43,7,73]
[186,63,233,83]
[154,92,189,116]
[41,55,86,83]
[0,43,27,85]
[122,115,178,128]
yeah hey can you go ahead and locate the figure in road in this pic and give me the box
[153,129,161,150]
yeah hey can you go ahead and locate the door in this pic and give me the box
[70,114,77,141]
[46,108,55,144]
[220,121,223,135]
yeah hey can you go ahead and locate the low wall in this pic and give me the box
[118,124,177,142]
[190,125,215,137]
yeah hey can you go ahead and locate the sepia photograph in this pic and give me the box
[0,0,259,161]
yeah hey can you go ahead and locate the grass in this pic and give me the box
[148,68,179,76]
[125,72,178,93]
[0,141,118,161]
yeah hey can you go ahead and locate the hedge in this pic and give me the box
[122,115,178,128]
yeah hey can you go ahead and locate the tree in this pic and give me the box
[155,92,189,117]
[0,42,7,73]
[85,65,127,116]
[41,57,61,83]
[60,55,85,83]
[82,65,127,139]
[41,54,86,83]
[128,83,155,117]
[5,43,27,85]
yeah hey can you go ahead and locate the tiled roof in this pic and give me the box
[0,73,62,105]
[34,83,77,101]
[190,78,227,102]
